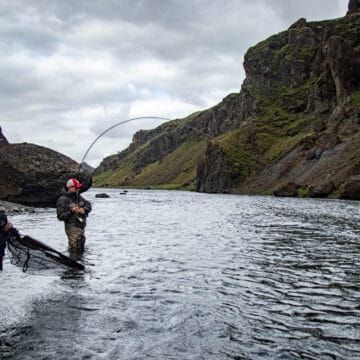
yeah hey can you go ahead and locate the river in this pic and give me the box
[1,189,359,359]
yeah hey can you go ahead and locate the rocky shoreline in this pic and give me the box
[0,200,34,214]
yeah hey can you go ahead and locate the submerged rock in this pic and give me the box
[95,193,110,198]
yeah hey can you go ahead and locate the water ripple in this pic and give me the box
[1,191,359,359]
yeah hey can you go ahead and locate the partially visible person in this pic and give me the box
[0,211,12,271]
[56,178,92,254]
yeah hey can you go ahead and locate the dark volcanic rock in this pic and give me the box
[197,10,360,195]
[95,193,110,198]
[0,143,92,207]
[308,181,336,198]
[347,0,360,15]
[0,127,9,147]
[0,200,34,214]
[273,182,301,197]
[196,142,233,193]
[340,176,360,199]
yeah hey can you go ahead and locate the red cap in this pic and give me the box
[66,178,83,189]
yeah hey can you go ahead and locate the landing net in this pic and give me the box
[6,228,84,272]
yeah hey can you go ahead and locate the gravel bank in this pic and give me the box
[0,200,34,214]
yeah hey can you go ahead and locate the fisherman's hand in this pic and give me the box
[79,208,85,215]
[4,222,11,232]
[71,206,80,214]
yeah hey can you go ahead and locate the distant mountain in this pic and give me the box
[80,162,95,174]
[94,2,360,200]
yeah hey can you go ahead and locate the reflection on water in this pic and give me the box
[1,190,360,359]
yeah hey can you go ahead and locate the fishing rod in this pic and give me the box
[77,116,172,173]
[77,115,293,181]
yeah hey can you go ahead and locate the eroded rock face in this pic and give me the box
[196,142,233,193]
[196,11,360,199]
[0,127,9,147]
[347,0,360,15]
[0,143,92,207]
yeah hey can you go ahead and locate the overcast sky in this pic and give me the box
[1,0,347,167]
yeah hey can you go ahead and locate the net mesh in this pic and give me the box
[6,228,84,272]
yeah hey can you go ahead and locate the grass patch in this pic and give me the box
[133,140,207,187]
[298,186,309,198]
[351,91,360,107]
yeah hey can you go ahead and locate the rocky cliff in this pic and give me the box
[94,4,360,199]
[0,142,92,206]
[0,127,9,146]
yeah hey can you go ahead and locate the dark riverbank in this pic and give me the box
[0,200,34,214]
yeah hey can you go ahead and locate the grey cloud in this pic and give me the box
[0,0,347,165]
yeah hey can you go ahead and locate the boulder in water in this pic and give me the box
[95,193,110,198]
[339,176,360,200]
[273,182,301,197]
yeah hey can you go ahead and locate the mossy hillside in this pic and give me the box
[214,82,317,188]
[214,129,257,182]
[334,12,360,41]
[94,110,206,186]
[127,140,207,189]
[94,161,133,187]
[255,99,315,163]
[279,79,316,112]
[94,136,160,186]
[94,139,207,189]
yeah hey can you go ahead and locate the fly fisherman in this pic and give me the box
[56,178,92,254]
[0,211,12,271]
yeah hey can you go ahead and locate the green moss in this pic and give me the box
[93,162,134,187]
[328,186,341,199]
[274,44,292,62]
[298,187,309,198]
[299,47,315,61]
[334,14,360,41]
[97,139,207,189]
[351,91,360,106]
[215,129,257,181]
[209,89,317,190]
[263,132,308,162]
[134,140,206,186]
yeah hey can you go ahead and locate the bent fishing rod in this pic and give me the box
[77,115,293,179]
[77,116,171,174]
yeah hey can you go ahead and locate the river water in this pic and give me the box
[0,189,359,360]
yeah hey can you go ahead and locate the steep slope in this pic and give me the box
[95,5,360,199]
[197,10,360,198]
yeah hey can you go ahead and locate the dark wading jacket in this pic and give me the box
[0,213,8,257]
[56,191,92,229]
